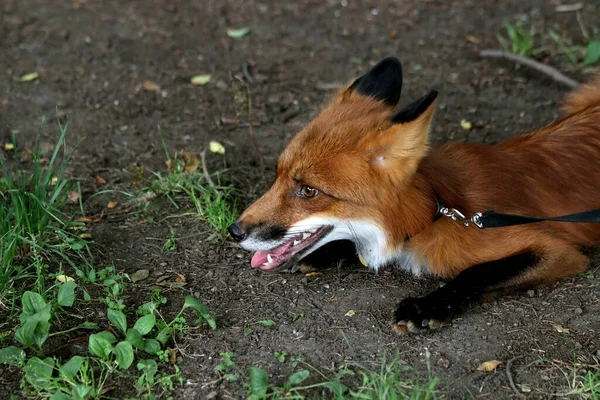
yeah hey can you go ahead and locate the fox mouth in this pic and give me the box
[250,226,333,271]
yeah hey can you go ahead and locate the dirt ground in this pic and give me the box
[1,0,600,398]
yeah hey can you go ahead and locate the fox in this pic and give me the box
[228,57,600,333]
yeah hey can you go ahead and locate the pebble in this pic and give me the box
[574,307,583,315]
[527,290,535,298]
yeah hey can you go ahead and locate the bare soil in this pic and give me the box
[1,0,599,399]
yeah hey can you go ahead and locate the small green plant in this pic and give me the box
[215,351,241,382]
[164,228,177,251]
[497,20,538,57]
[547,14,600,66]
[1,269,214,399]
[246,366,348,399]
[274,351,288,363]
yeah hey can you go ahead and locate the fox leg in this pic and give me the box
[392,245,589,334]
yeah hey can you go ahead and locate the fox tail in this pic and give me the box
[563,74,600,114]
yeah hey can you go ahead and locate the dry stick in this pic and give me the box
[506,355,526,400]
[479,50,580,89]
[245,83,265,173]
[200,149,218,191]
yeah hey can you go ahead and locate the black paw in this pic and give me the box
[392,296,450,334]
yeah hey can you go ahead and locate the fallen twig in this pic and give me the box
[200,149,218,190]
[506,355,526,400]
[479,50,580,89]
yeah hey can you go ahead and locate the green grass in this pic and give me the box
[582,369,600,399]
[346,354,439,399]
[497,20,538,57]
[146,127,237,240]
[0,117,89,299]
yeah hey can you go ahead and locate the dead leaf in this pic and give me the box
[345,310,356,317]
[56,274,75,283]
[95,176,107,185]
[4,143,14,150]
[130,269,150,283]
[182,151,200,173]
[165,159,174,173]
[17,72,39,82]
[143,80,161,91]
[75,216,101,223]
[460,119,473,131]
[466,35,480,44]
[106,201,119,209]
[68,190,79,203]
[168,348,177,364]
[191,74,211,85]
[226,27,250,38]
[553,324,570,334]
[476,360,502,372]
[209,141,225,155]
[175,274,186,282]
[156,281,186,289]
[304,271,319,277]
[50,177,58,186]
[79,233,93,239]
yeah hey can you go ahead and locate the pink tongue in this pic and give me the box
[251,240,293,268]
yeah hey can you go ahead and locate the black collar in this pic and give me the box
[433,192,445,221]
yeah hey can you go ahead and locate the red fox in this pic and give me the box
[229,57,600,333]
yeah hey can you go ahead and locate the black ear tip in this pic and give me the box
[390,89,439,124]
[373,57,403,71]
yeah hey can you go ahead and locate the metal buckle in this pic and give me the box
[440,207,484,228]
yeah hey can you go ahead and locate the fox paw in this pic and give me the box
[392,296,448,334]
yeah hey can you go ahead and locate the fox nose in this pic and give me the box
[228,221,247,242]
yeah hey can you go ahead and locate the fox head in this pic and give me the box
[229,57,439,272]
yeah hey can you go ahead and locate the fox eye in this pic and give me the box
[299,185,319,199]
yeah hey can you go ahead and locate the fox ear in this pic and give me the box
[370,90,438,182]
[347,57,403,106]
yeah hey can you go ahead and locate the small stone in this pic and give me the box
[527,290,535,298]
[574,307,583,315]
[436,358,451,369]
[235,252,245,259]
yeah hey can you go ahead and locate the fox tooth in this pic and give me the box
[293,240,301,246]
[267,254,273,264]
[309,228,317,233]
[302,232,311,240]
